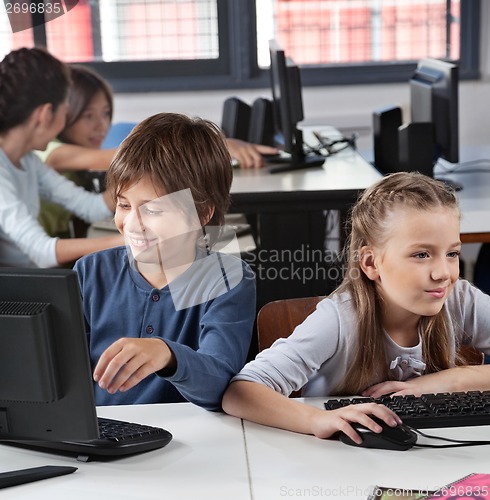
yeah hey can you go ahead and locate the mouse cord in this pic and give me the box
[412,428,490,448]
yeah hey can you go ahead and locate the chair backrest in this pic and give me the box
[256,296,325,398]
[257,296,325,352]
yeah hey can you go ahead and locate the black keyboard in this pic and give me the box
[324,391,490,429]
[6,417,173,462]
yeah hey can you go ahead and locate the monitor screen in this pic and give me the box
[0,268,99,442]
[410,58,459,164]
[268,39,324,172]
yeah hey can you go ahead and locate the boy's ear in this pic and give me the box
[359,245,380,281]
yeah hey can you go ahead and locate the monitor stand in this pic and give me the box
[267,154,325,174]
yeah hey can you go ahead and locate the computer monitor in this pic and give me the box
[268,39,325,173]
[410,58,459,164]
[0,268,99,442]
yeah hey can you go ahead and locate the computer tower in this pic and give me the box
[221,97,251,141]
[248,97,274,146]
[373,105,402,174]
[398,122,434,176]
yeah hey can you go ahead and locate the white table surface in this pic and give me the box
[436,145,490,236]
[0,403,250,500]
[244,398,490,500]
[2,399,490,499]
[231,127,382,196]
[232,128,490,237]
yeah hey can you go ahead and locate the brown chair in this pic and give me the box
[256,296,326,398]
[256,296,325,352]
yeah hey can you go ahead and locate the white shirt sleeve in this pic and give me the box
[0,163,58,267]
[0,151,111,268]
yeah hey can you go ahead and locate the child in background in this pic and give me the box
[36,65,114,237]
[74,112,256,410]
[37,64,115,177]
[0,47,123,268]
[223,172,490,443]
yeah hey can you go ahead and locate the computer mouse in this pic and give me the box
[338,418,418,451]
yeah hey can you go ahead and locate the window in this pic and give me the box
[0,0,480,91]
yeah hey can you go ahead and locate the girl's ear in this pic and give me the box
[359,245,380,281]
[32,103,53,128]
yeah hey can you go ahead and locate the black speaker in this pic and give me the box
[221,97,251,141]
[398,122,434,176]
[248,97,274,146]
[373,105,402,174]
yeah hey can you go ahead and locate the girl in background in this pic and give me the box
[38,65,276,237]
[0,47,123,267]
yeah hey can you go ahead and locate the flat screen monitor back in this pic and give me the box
[410,58,459,164]
[268,39,324,172]
[269,39,303,155]
[0,268,99,442]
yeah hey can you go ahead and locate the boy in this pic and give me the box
[75,112,256,410]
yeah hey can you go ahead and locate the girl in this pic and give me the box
[37,65,115,237]
[0,47,123,268]
[223,171,490,443]
[37,64,115,175]
[73,112,256,410]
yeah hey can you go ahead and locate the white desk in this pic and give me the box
[0,403,250,500]
[244,398,490,500]
[231,127,381,213]
[436,145,490,242]
[2,399,490,499]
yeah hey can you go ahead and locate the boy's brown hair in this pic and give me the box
[106,112,233,227]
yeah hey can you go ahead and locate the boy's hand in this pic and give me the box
[93,338,175,393]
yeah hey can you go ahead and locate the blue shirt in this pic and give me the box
[74,246,256,410]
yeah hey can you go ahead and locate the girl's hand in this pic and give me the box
[310,402,402,444]
[93,338,175,393]
[362,380,419,399]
